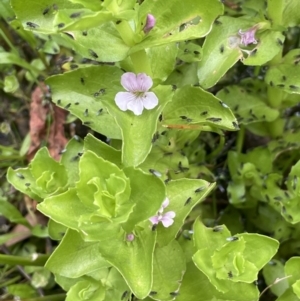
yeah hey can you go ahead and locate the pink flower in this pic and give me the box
[126,233,135,241]
[149,198,176,228]
[238,26,258,46]
[143,14,156,34]
[115,72,158,116]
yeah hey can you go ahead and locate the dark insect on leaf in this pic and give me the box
[195,187,205,193]
[83,121,93,125]
[233,104,239,111]
[232,121,239,129]
[59,148,67,154]
[99,88,106,94]
[159,114,163,122]
[70,11,82,18]
[116,20,122,24]
[178,161,189,172]
[26,22,39,28]
[25,183,31,187]
[149,169,162,177]
[164,178,171,184]
[214,19,222,25]
[224,88,229,94]
[73,135,81,141]
[96,109,103,116]
[213,226,223,232]
[194,50,200,55]
[161,130,167,135]
[284,191,290,198]
[290,85,299,90]
[226,236,238,241]
[201,111,208,116]
[75,102,79,105]
[184,197,192,206]
[228,271,233,278]
[182,231,192,240]
[152,224,157,231]
[293,176,298,190]
[219,101,229,108]
[84,109,88,117]
[121,291,128,300]
[57,23,65,28]
[64,103,71,109]
[16,173,25,179]
[269,81,273,86]
[43,7,50,15]
[277,38,283,46]
[172,84,177,91]
[282,206,286,213]
[180,115,188,120]
[89,49,98,58]
[274,196,282,201]
[287,214,293,221]
[220,45,224,53]
[78,152,83,157]
[170,292,179,296]
[150,291,157,295]
[282,75,286,81]
[268,260,277,265]
[80,77,85,85]
[70,64,78,69]
[265,194,270,202]
[82,30,88,36]
[251,49,257,55]
[57,99,61,104]
[277,84,285,88]
[71,155,80,161]
[152,132,159,143]
[206,117,222,122]
[164,152,173,156]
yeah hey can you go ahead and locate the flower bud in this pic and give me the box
[143,14,156,34]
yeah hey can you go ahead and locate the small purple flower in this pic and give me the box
[149,198,176,228]
[238,25,258,46]
[115,72,158,116]
[143,14,156,34]
[126,233,135,242]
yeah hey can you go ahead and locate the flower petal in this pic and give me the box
[137,73,153,91]
[142,92,158,110]
[121,72,140,92]
[162,198,170,209]
[127,98,144,115]
[115,92,135,111]
[161,211,175,228]
[149,215,160,225]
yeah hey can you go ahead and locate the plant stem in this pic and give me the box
[19,294,66,301]
[207,134,225,161]
[236,125,245,154]
[0,253,49,267]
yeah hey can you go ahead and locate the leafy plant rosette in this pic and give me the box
[5,0,300,300]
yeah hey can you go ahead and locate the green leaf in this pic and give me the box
[46,229,110,278]
[282,0,300,27]
[151,240,186,300]
[148,43,178,84]
[156,179,215,247]
[76,151,133,223]
[0,199,29,226]
[46,65,123,139]
[122,167,165,231]
[263,260,289,297]
[197,16,253,89]
[163,85,238,131]
[66,278,105,301]
[176,261,259,301]
[60,136,84,186]
[242,30,284,66]
[97,226,156,299]
[276,288,300,301]
[265,50,300,95]
[84,134,121,167]
[132,0,223,51]
[4,74,19,93]
[216,85,279,125]
[103,85,173,167]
